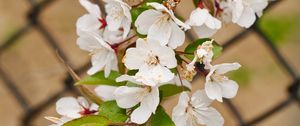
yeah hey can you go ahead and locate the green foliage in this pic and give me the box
[228,67,250,87]
[76,71,125,86]
[184,38,222,60]
[259,15,298,45]
[159,84,190,98]
[63,115,110,126]
[98,101,128,123]
[146,106,175,126]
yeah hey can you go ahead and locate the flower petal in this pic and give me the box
[205,81,223,102]
[194,107,224,126]
[213,62,241,75]
[193,25,218,38]
[130,100,153,124]
[220,80,239,99]
[236,6,256,28]
[148,18,172,46]
[191,90,212,108]
[79,0,101,17]
[168,21,185,49]
[135,9,162,35]
[76,14,101,35]
[94,85,118,101]
[114,86,143,108]
[56,97,82,118]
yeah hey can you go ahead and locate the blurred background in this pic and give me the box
[0,0,299,126]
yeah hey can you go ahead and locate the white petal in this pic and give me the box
[148,18,172,46]
[205,81,223,102]
[193,25,218,38]
[79,0,101,17]
[220,80,239,99]
[187,8,209,26]
[151,41,177,68]
[76,32,102,52]
[172,92,190,126]
[130,100,153,124]
[205,15,222,29]
[124,48,148,70]
[116,75,142,84]
[103,28,123,45]
[137,65,175,85]
[135,9,162,35]
[77,97,90,109]
[147,2,168,11]
[114,86,143,108]
[94,85,118,101]
[76,14,101,35]
[191,90,212,108]
[142,86,160,113]
[168,21,185,49]
[194,107,224,126]
[236,7,256,28]
[56,97,82,118]
[231,0,244,23]
[213,62,241,75]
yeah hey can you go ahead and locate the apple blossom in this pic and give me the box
[220,0,268,28]
[46,97,98,125]
[134,2,190,49]
[205,63,241,102]
[77,0,106,35]
[77,32,118,77]
[94,85,118,101]
[104,0,132,38]
[114,75,160,124]
[186,7,221,38]
[172,90,224,126]
[123,38,177,85]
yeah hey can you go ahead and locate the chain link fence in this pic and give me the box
[0,0,299,126]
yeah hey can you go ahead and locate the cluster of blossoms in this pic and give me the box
[46,0,268,126]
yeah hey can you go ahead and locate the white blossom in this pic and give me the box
[114,75,160,124]
[46,97,98,126]
[220,0,268,28]
[77,0,106,35]
[186,8,221,38]
[77,32,118,77]
[104,0,132,38]
[135,2,190,49]
[171,75,192,90]
[172,90,224,126]
[123,38,177,85]
[205,63,241,102]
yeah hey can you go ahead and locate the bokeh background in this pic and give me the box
[0,0,299,126]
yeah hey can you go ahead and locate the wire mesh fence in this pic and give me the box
[0,0,299,126]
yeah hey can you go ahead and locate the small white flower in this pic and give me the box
[46,96,98,125]
[123,38,177,85]
[114,76,160,124]
[205,63,241,102]
[77,32,118,77]
[55,97,98,118]
[220,0,268,28]
[135,3,190,49]
[104,0,132,38]
[172,90,224,126]
[77,0,106,35]
[186,7,221,38]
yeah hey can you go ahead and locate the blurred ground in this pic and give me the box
[0,0,299,126]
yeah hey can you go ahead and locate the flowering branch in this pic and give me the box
[46,0,270,126]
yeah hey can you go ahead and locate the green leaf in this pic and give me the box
[147,106,175,126]
[76,71,125,86]
[99,101,128,123]
[184,38,222,60]
[63,115,110,126]
[159,84,190,98]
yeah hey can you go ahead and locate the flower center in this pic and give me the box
[145,52,159,66]
[136,86,152,101]
[211,73,227,83]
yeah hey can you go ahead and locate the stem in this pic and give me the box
[175,51,193,55]
[56,51,103,105]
